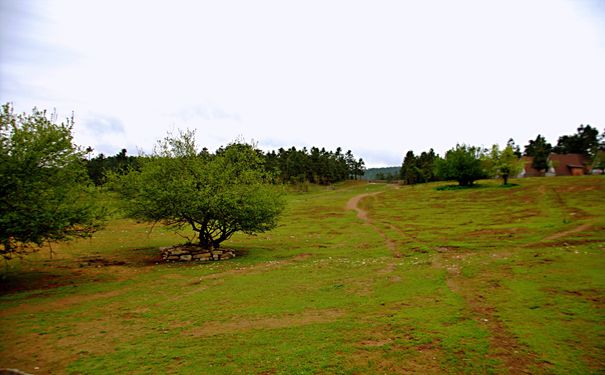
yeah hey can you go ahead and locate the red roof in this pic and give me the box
[548,153,587,176]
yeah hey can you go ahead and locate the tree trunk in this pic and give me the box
[503,173,509,185]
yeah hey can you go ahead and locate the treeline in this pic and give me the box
[86,148,140,185]
[265,147,365,185]
[85,146,365,186]
[398,125,604,187]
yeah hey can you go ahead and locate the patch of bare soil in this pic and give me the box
[183,309,344,337]
[0,304,153,374]
[542,223,592,241]
[0,289,124,319]
[1,250,161,295]
[350,330,443,374]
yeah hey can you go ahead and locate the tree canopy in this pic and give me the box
[112,130,285,250]
[524,135,552,173]
[399,149,439,185]
[552,125,600,159]
[436,144,486,186]
[0,103,104,259]
[485,144,523,185]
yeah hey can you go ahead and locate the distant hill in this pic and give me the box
[363,166,400,180]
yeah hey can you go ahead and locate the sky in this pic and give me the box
[1,0,604,167]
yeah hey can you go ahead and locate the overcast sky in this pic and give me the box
[1,0,604,167]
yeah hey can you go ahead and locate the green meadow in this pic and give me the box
[1,176,604,374]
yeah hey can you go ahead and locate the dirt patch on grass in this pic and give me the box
[350,334,444,374]
[345,192,381,220]
[0,289,124,318]
[184,309,344,337]
[1,331,79,374]
[543,223,592,241]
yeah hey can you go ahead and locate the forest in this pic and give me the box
[86,145,366,186]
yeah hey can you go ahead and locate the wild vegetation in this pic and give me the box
[87,144,366,187]
[110,130,285,250]
[1,104,604,373]
[0,104,104,259]
[0,177,603,373]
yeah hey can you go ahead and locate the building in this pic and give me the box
[521,153,588,177]
[548,153,587,176]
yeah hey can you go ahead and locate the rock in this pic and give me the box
[160,245,236,262]
[169,249,188,256]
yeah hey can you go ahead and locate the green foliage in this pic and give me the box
[553,124,600,159]
[524,134,552,172]
[436,144,486,186]
[112,130,285,249]
[484,144,524,185]
[265,147,365,185]
[85,148,140,185]
[0,103,104,259]
[400,149,439,185]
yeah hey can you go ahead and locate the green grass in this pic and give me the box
[1,177,604,374]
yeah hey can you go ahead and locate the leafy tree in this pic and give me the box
[507,138,522,158]
[524,135,552,173]
[485,144,523,185]
[112,130,285,250]
[0,103,104,259]
[552,125,600,159]
[436,144,486,186]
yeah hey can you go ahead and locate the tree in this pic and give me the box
[113,130,285,250]
[85,148,140,185]
[353,158,366,180]
[524,135,552,173]
[417,149,439,183]
[400,150,421,184]
[485,144,523,185]
[552,125,600,159]
[399,149,439,185]
[436,144,486,186]
[0,103,104,259]
[507,138,522,158]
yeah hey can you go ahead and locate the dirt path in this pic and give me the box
[543,223,592,241]
[345,192,381,220]
[346,191,541,372]
[345,192,400,257]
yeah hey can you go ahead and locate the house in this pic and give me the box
[520,153,588,177]
[548,153,587,176]
[520,156,543,177]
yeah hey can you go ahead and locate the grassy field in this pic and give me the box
[1,176,604,374]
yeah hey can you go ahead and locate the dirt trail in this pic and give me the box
[346,191,541,372]
[543,223,592,241]
[345,192,381,220]
[345,192,400,257]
